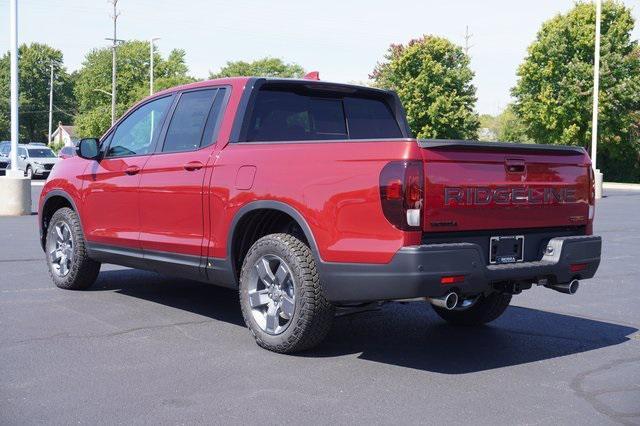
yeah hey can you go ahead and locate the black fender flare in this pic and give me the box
[39,189,82,250]
[226,200,322,270]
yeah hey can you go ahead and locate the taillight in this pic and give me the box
[588,167,595,221]
[589,167,595,205]
[379,161,424,231]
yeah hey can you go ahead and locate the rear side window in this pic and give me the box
[344,97,402,139]
[162,89,226,153]
[245,87,402,142]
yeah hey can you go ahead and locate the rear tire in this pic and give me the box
[431,292,511,326]
[45,207,101,290]
[239,233,335,353]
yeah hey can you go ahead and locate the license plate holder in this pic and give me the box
[490,235,524,264]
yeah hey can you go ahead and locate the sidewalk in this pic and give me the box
[603,182,640,191]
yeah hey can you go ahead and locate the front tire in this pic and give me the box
[45,207,101,290]
[431,292,511,326]
[25,166,32,179]
[239,233,335,353]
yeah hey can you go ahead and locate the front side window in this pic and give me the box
[162,89,225,153]
[107,96,172,157]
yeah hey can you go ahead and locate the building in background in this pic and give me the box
[50,122,78,147]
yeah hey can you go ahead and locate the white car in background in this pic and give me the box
[5,143,59,179]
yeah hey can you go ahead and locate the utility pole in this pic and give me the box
[48,63,54,145]
[105,0,123,125]
[150,37,160,95]
[464,26,473,56]
[591,0,603,198]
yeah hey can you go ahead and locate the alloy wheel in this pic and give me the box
[247,254,296,335]
[47,221,74,277]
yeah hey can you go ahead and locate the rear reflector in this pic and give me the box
[570,263,588,272]
[441,275,465,285]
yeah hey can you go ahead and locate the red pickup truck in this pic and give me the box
[39,77,601,353]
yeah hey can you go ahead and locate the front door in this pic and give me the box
[138,88,228,273]
[81,95,173,249]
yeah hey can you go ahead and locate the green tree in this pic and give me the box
[512,1,640,181]
[209,57,305,79]
[0,43,76,142]
[74,41,196,137]
[496,105,531,142]
[370,35,480,139]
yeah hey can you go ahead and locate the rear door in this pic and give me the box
[138,87,228,275]
[81,95,173,249]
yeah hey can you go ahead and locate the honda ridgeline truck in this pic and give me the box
[39,76,601,353]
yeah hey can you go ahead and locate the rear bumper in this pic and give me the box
[319,235,601,303]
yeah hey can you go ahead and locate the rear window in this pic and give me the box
[245,87,402,142]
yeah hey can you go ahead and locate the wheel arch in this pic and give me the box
[227,201,321,284]
[39,190,82,251]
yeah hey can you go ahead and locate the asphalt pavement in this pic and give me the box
[1,182,639,425]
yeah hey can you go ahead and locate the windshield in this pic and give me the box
[27,148,55,158]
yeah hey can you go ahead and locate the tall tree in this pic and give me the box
[209,57,305,79]
[371,35,480,139]
[512,1,640,181]
[0,43,76,142]
[74,41,196,137]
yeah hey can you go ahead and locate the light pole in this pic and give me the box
[1,0,31,217]
[591,0,603,198]
[8,0,19,176]
[48,63,54,145]
[150,37,160,95]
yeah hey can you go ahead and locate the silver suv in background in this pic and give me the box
[0,142,59,179]
[0,142,9,176]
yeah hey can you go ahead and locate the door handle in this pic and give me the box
[183,161,204,171]
[124,165,141,175]
[505,159,526,174]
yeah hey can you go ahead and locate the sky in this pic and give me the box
[0,0,639,115]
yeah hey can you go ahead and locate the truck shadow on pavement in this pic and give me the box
[93,269,637,374]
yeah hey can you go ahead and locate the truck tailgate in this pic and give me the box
[418,140,592,233]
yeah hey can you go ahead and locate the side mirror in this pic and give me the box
[77,138,100,160]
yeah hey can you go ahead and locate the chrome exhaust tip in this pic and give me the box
[549,279,580,295]
[428,292,459,310]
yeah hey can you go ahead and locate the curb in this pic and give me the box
[603,182,640,191]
